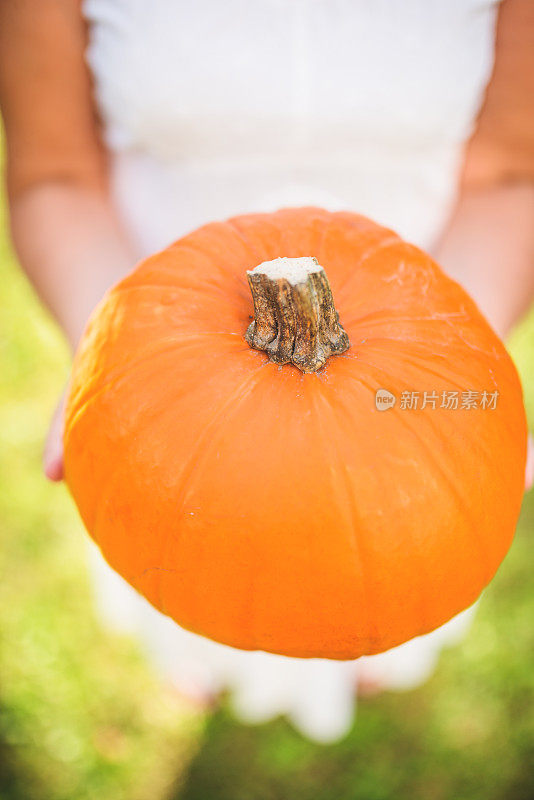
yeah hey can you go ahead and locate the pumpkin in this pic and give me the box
[64,207,527,659]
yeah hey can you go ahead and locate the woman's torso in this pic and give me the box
[83,0,500,257]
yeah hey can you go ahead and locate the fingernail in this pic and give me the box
[44,454,64,482]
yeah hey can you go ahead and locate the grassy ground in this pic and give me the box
[1,184,534,800]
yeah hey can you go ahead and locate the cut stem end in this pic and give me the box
[244,257,350,373]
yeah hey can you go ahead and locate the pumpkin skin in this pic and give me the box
[64,207,527,659]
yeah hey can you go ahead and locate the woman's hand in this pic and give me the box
[44,390,66,482]
[433,181,534,491]
[526,437,534,490]
[8,182,136,482]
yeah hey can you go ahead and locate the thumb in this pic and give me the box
[43,390,66,482]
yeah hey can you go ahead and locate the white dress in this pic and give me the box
[82,0,499,742]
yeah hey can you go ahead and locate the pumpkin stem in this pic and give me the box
[244,257,350,372]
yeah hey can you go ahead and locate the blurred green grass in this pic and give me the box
[1,177,533,800]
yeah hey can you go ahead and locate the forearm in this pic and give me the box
[433,181,534,339]
[9,181,136,348]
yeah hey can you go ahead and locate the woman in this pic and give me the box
[1,0,533,742]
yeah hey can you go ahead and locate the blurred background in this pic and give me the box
[1,170,534,800]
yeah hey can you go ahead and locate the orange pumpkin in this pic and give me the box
[64,207,527,659]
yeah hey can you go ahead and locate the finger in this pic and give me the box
[43,391,66,482]
[525,432,534,492]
